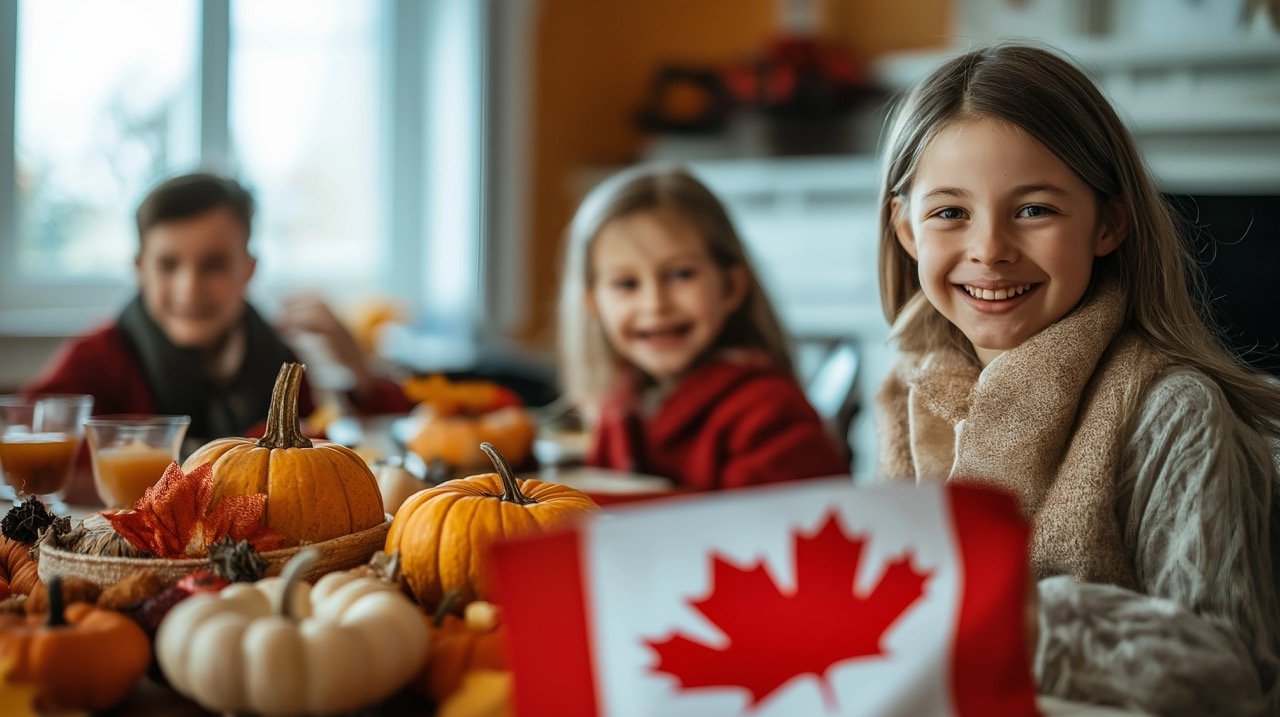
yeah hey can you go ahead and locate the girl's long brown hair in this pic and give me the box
[878,43,1280,437]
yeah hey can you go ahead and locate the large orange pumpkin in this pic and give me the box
[182,363,385,544]
[387,443,596,609]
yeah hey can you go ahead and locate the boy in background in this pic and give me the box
[23,172,410,449]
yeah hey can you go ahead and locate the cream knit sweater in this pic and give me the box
[875,281,1279,714]
[1034,367,1280,716]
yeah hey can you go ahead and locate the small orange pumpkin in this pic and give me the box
[0,577,150,712]
[408,406,535,471]
[422,596,506,703]
[0,538,38,596]
[403,375,535,470]
[182,363,385,544]
[387,443,596,609]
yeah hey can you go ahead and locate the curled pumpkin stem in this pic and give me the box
[480,442,535,505]
[278,546,321,620]
[257,363,314,450]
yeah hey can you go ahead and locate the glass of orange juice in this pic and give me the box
[84,415,190,509]
[0,395,94,509]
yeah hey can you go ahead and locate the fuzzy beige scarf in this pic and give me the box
[876,280,1171,588]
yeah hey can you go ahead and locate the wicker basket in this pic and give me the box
[37,520,390,588]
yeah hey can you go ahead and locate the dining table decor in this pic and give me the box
[0,499,62,598]
[155,546,429,715]
[388,442,598,612]
[0,576,151,712]
[402,373,537,474]
[37,364,395,591]
[182,362,387,544]
[422,594,507,703]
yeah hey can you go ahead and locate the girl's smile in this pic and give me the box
[954,282,1040,314]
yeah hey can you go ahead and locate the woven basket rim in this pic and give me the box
[38,519,390,587]
[41,519,388,565]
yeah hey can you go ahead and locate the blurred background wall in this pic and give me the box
[2,0,1278,476]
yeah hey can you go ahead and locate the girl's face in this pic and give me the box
[892,116,1123,365]
[588,209,746,385]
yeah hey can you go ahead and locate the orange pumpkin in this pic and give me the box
[403,375,535,470]
[422,597,506,703]
[0,537,38,596]
[0,577,150,712]
[408,406,535,471]
[387,443,596,609]
[182,363,385,544]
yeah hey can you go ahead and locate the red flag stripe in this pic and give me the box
[488,528,601,717]
[947,484,1041,717]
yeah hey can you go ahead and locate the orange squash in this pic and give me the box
[422,597,506,703]
[0,577,150,712]
[387,443,596,609]
[182,363,384,544]
[403,375,535,470]
[408,405,535,471]
[0,537,38,596]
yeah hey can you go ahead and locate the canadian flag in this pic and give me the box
[489,479,1039,717]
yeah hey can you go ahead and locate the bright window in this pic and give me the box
[2,0,487,336]
[13,0,198,282]
[230,0,384,290]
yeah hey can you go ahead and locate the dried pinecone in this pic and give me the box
[207,536,268,583]
[1,497,59,543]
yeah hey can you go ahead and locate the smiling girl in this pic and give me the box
[875,45,1280,714]
[559,165,847,490]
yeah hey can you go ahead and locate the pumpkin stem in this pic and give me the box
[432,589,463,627]
[480,442,535,505]
[257,363,314,449]
[45,576,68,628]
[278,546,321,620]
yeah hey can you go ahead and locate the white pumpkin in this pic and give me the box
[155,547,429,716]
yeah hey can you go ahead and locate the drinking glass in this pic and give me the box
[84,415,191,509]
[0,394,94,510]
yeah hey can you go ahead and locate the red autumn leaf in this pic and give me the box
[645,510,931,709]
[103,462,285,558]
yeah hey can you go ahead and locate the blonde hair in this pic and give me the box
[558,164,793,406]
[878,43,1280,436]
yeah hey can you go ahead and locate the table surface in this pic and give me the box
[109,681,1144,716]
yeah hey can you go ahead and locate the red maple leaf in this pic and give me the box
[103,462,285,558]
[645,510,931,710]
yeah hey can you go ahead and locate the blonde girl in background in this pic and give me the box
[875,44,1280,715]
[559,165,847,490]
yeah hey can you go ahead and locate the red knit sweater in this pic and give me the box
[586,355,848,491]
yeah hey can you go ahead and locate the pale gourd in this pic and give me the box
[155,547,428,715]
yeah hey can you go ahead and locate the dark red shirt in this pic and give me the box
[587,355,848,491]
[21,322,411,427]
